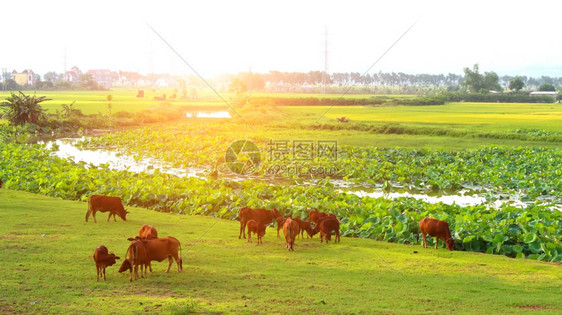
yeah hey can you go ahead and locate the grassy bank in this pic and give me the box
[0,189,560,314]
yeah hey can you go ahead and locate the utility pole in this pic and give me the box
[1,68,7,93]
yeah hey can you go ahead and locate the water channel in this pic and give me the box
[40,138,560,210]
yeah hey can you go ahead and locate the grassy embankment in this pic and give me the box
[0,189,560,314]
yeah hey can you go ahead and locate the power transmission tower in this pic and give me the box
[321,26,329,94]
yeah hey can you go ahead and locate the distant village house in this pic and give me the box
[86,69,113,89]
[12,69,36,85]
[64,66,82,84]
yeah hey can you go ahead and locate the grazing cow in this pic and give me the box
[238,207,281,239]
[125,236,183,273]
[93,245,120,281]
[283,218,299,251]
[312,217,341,244]
[293,217,313,238]
[139,224,158,240]
[85,195,129,223]
[308,209,337,226]
[119,239,150,282]
[276,216,288,238]
[247,220,268,244]
[418,218,455,251]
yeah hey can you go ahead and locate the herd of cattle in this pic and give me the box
[86,194,455,281]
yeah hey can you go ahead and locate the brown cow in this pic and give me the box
[118,239,150,282]
[124,236,183,273]
[238,207,281,239]
[309,209,337,225]
[139,224,158,240]
[85,195,129,223]
[93,245,120,281]
[276,216,288,238]
[247,220,268,244]
[293,217,313,238]
[312,217,341,244]
[418,218,455,251]
[283,218,299,251]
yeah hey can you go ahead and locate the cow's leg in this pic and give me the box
[107,212,112,222]
[277,227,280,238]
[96,266,100,281]
[173,254,181,272]
[86,209,92,222]
[422,233,427,248]
[103,267,106,280]
[92,210,97,223]
[113,212,117,222]
[166,256,173,273]
[435,236,439,250]
[239,221,244,239]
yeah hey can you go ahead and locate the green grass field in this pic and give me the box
[281,103,562,132]
[0,89,227,115]
[1,189,560,314]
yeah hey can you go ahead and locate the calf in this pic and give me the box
[283,218,299,251]
[293,217,313,238]
[139,224,158,240]
[418,217,455,251]
[308,209,337,225]
[93,245,120,281]
[311,217,341,244]
[125,236,183,273]
[118,239,150,282]
[247,220,268,244]
[238,207,281,239]
[276,216,288,238]
[86,195,129,223]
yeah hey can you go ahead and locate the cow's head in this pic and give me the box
[304,222,314,237]
[108,254,120,266]
[309,210,319,222]
[119,210,129,221]
[446,238,455,251]
[118,259,131,273]
[271,208,281,218]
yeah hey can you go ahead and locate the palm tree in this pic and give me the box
[0,91,51,125]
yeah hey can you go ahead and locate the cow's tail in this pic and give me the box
[179,241,183,271]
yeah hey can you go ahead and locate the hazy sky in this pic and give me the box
[2,0,561,78]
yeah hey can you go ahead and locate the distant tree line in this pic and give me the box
[3,65,562,94]
[0,72,104,91]
[231,66,562,93]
